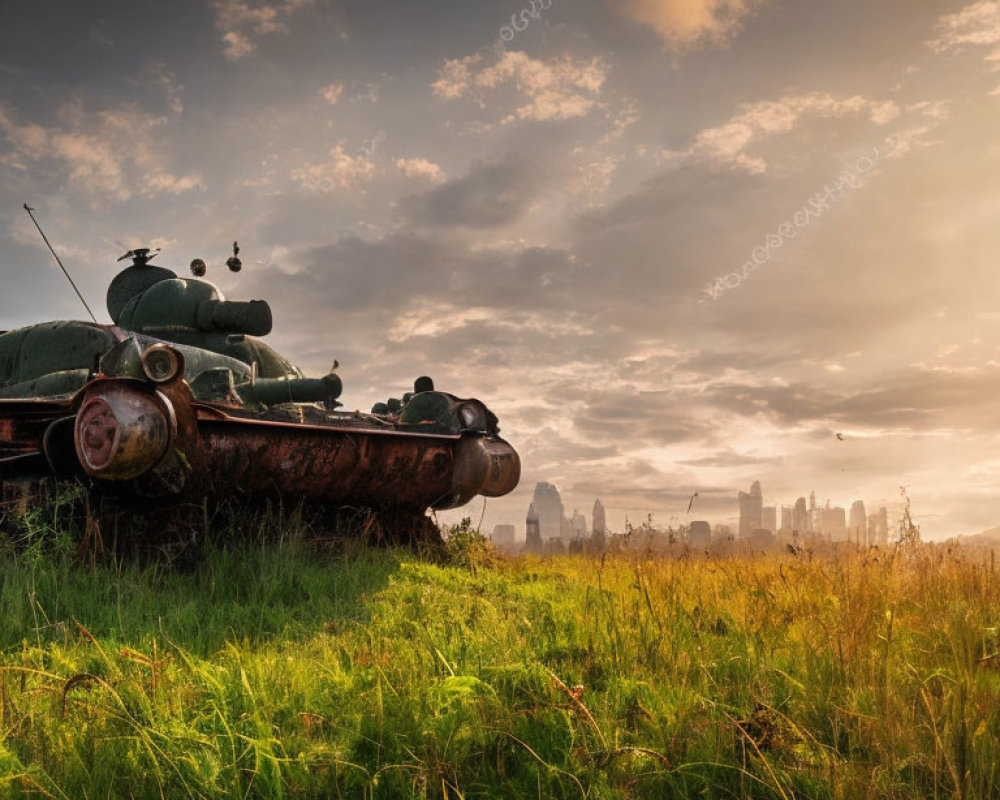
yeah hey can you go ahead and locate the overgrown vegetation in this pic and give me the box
[1,498,998,798]
[441,517,498,572]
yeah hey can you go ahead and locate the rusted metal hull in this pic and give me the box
[0,377,520,514]
[0,400,72,458]
[198,421,458,508]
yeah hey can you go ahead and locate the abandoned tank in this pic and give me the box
[0,244,520,538]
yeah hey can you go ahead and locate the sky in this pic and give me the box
[1,0,999,539]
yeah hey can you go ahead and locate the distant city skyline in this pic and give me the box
[493,479,901,546]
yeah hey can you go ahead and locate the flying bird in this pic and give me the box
[686,492,699,514]
[836,433,845,441]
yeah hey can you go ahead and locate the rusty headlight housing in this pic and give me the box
[141,344,184,384]
[75,384,172,480]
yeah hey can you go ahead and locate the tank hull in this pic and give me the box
[0,376,520,515]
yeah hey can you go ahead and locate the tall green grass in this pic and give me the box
[1,505,999,798]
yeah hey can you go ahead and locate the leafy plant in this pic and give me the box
[442,516,498,572]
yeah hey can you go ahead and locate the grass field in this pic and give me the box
[1,503,999,799]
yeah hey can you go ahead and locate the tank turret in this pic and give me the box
[117,276,273,337]
[109,245,270,337]
[104,247,338,402]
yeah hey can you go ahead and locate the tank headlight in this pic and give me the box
[75,385,171,480]
[141,344,184,384]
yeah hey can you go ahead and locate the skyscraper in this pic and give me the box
[780,506,793,531]
[849,500,867,544]
[531,482,565,541]
[592,498,607,550]
[738,481,763,539]
[867,513,879,546]
[877,506,889,544]
[689,520,712,548]
[593,499,606,536]
[524,504,542,554]
[792,497,808,532]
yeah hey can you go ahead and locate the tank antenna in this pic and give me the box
[22,203,98,324]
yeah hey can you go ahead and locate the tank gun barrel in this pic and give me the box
[238,373,342,406]
[195,299,272,336]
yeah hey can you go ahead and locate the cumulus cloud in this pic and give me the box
[929,1,1000,55]
[210,0,316,60]
[0,101,204,202]
[929,1,1000,93]
[661,93,901,173]
[291,144,375,192]
[611,0,766,49]
[394,157,445,182]
[432,50,607,123]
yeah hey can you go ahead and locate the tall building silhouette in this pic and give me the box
[738,481,763,539]
[593,499,606,535]
[819,505,848,541]
[780,506,793,531]
[849,500,867,544]
[876,506,889,544]
[689,520,712,548]
[531,482,565,541]
[592,498,607,549]
[524,504,542,554]
[792,497,808,532]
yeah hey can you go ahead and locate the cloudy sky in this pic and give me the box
[2,0,999,539]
